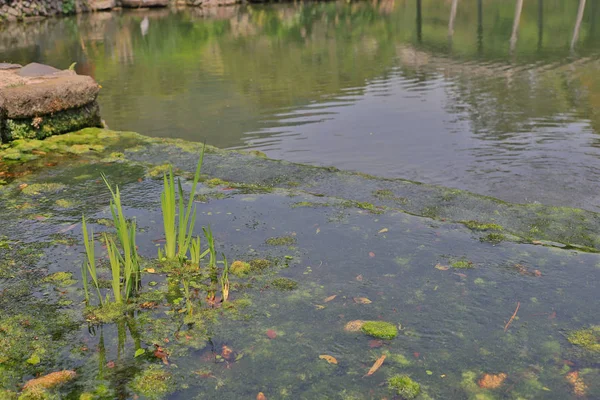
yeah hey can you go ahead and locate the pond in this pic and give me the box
[1,1,600,399]
[2,0,600,210]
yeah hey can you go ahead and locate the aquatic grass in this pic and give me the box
[203,226,218,300]
[159,145,205,261]
[104,233,123,304]
[221,254,230,302]
[102,174,140,300]
[81,216,103,306]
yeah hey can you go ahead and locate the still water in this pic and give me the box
[2,0,600,209]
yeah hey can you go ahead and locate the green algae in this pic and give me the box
[291,201,330,208]
[361,321,398,340]
[130,365,174,400]
[567,326,600,352]
[54,199,75,208]
[387,375,420,399]
[205,178,228,187]
[451,259,474,269]
[85,302,131,324]
[21,183,66,196]
[266,236,297,246]
[230,261,251,277]
[462,220,503,231]
[43,271,76,286]
[480,233,506,244]
[250,258,272,272]
[271,277,298,291]
[373,189,408,204]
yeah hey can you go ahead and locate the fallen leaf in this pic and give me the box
[353,297,372,304]
[368,340,383,348]
[356,274,363,281]
[319,354,338,364]
[18,183,28,190]
[413,352,420,359]
[221,345,234,361]
[435,264,450,271]
[23,370,76,390]
[364,354,386,377]
[106,361,115,369]
[532,240,543,245]
[566,371,587,397]
[369,252,375,258]
[257,392,267,400]
[316,228,321,234]
[478,373,507,389]
[533,269,542,277]
[324,295,337,303]
[548,311,557,319]
[266,329,277,339]
[378,228,388,234]
[145,268,156,273]
[344,320,365,332]
[454,273,467,278]
[154,348,169,365]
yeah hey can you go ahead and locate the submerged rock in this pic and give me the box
[22,370,76,390]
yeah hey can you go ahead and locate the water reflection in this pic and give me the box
[2,0,600,210]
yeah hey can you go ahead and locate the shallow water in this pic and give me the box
[0,154,599,399]
[3,0,600,210]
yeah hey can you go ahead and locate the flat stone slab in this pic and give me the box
[18,62,62,77]
[0,75,99,119]
[121,0,168,7]
[0,63,22,70]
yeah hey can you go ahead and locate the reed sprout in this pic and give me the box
[159,146,205,261]
[81,216,103,306]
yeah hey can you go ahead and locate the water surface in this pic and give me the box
[2,0,600,210]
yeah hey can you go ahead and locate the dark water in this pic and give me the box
[2,0,600,210]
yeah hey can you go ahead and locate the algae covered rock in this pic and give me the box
[361,321,398,340]
[388,374,420,399]
[230,260,251,277]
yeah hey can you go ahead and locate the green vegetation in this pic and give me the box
[480,233,506,244]
[130,365,173,400]
[159,146,206,261]
[21,183,65,196]
[230,261,251,277]
[266,236,297,246]
[271,277,298,291]
[361,321,398,340]
[451,259,474,269]
[567,326,600,352]
[388,375,420,399]
[462,220,503,231]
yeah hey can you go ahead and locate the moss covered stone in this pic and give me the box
[361,321,398,340]
[131,365,173,400]
[462,220,503,231]
[567,326,600,352]
[480,233,506,244]
[388,374,420,399]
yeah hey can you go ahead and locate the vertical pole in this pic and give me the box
[510,0,524,53]
[571,0,587,50]
[448,0,459,39]
[416,0,422,43]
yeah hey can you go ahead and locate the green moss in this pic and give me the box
[291,201,330,208]
[249,258,272,271]
[21,183,66,196]
[130,365,173,400]
[451,259,474,269]
[85,302,130,324]
[17,387,55,400]
[373,189,408,204]
[43,271,76,286]
[387,375,420,399]
[271,277,298,291]
[54,199,75,208]
[230,261,251,277]
[480,233,506,244]
[342,200,383,214]
[382,350,411,366]
[361,321,398,340]
[567,326,600,352]
[462,220,503,231]
[265,236,296,246]
[147,163,172,178]
[205,178,228,187]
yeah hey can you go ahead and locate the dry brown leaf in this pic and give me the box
[435,264,450,271]
[324,295,337,303]
[316,228,321,234]
[566,371,587,397]
[23,370,76,390]
[369,252,376,258]
[145,268,156,273]
[257,392,267,400]
[222,281,230,302]
[319,355,338,364]
[356,274,363,281]
[478,373,507,389]
[353,297,372,304]
[364,354,386,377]
[378,228,389,234]
[344,320,365,332]
[532,240,543,245]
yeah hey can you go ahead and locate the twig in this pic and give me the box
[504,302,520,332]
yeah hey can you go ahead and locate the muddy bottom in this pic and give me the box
[0,132,598,399]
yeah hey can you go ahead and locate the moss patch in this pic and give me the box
[480,233,506,244]
[265,236,296,246]
[230,261,251,277]
[388,374,420,399]
[130,365,173,400]
[451,259,474,269]
[567,326,600,352]
[462,220,503,231]
[249,259,272,272]
[271,277,298,291]
[43,271,76,286]
[21,183,66,196]
[361,321,398,340]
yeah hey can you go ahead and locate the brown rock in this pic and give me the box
[0,75,99,119]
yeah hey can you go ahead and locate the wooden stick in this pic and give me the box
[504,302,520,332]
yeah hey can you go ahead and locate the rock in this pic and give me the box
[0,63,22,70]
[89,0,115,10]
[23,370,76,390]
[7,6,20,16]
[120,0,168,7]
[18,62,61,77]
[0,75,100,119]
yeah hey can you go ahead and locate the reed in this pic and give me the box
[81,216,103,306]
[160,146,205,261]
[220,254,230,302]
